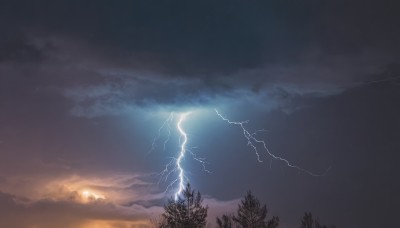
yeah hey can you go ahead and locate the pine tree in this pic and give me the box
[161,183,208,228]
[232,190,279,228]
[300,212,314,228]
[267,216,279,228]
[300,212,335,228]
[216,214,234,228]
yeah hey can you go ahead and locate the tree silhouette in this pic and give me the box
[216,214,234,228]
[267,216,279,228]
[300,212,335,228]
[161,183,208,228]
[301,212,314,228]
[232,190,279,228]
[150,215,167,228]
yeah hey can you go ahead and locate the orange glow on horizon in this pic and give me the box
[80,190,106,201]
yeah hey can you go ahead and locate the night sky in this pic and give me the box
[1,1,399,227]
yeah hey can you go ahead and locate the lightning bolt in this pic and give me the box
[152,109,326,201]
[174,112,190,200]
[215,109,329,176]
[148,112,174,155]
[153,112,207,200]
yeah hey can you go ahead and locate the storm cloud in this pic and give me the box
[0,1,399,227]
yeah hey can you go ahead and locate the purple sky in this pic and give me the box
[0,1,399,227]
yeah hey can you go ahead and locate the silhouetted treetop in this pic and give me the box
[160,183,208,228]
[230,190,279,228]
[300,212,335,228]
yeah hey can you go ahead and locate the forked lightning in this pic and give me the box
[152,109,328,201]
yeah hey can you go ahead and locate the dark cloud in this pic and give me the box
[1,0,399,73]
[0,1,399,115]
[0,32,46,63]
[0,1,399,227]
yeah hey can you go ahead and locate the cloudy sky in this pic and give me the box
[0,1,399,227]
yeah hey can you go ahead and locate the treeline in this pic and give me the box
[152,183,335,228]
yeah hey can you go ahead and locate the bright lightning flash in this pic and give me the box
[174,112,190,200]
[153,111,209,201]
[151,109,327,201]
[215,109,329,176]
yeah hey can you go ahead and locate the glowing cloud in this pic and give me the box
[80,190,106,202]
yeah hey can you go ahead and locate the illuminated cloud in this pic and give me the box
[0,171,166,227]
[0,170,247,227]
[0,1,399,227]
